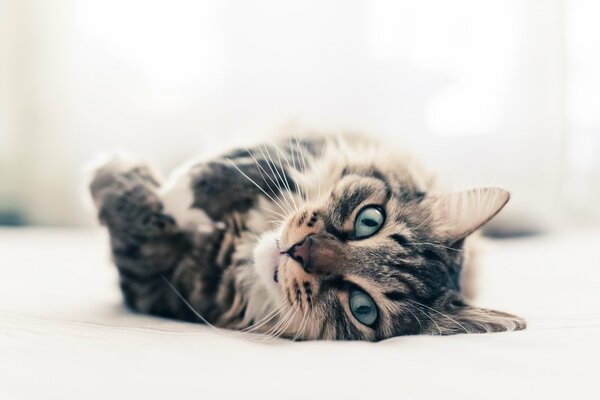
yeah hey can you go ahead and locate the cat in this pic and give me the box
[89,133,526,341]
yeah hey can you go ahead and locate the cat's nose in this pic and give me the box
[287,236,312,270]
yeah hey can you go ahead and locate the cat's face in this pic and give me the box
[254,165,525,341]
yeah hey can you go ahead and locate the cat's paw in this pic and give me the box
[87,153,175,236]
[88,153,161,205]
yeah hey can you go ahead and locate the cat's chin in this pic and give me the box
[253,230,284,300]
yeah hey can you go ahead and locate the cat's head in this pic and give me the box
[253,139,525,341]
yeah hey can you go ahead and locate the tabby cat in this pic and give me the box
[90,133,526,341]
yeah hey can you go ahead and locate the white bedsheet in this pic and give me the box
[1,227,599,399]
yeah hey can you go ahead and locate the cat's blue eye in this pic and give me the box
[354,206,385,239]
[349,289,378,326]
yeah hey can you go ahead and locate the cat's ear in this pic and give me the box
[427,298,526,335]
[423,187,510,244]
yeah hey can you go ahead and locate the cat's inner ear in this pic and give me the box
[424,187,510,244]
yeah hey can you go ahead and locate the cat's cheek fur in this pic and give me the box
[253,230,284,300]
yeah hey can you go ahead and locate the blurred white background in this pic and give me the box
[1,0,599,228]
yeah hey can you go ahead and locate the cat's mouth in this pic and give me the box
[253,230,287,295]
[272,241,295,283]
[273,237,284,283]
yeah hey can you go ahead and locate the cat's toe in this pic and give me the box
[88,153,161,206]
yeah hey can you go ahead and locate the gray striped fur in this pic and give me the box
[90,134,525,341]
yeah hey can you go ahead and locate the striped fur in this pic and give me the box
[90,134,525,341]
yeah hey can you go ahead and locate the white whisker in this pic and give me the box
[274,308,299,340]
[407,299,469,334]
[258,145,297,213]
[410,241,463,252]
[286,138,309,203]
[408,302,442,335]
[261,303,294,341]
[294,137,311,202]
[241,306,284,333]
[316,136,328,202]
[244,148,293,215]
[225,158,290,217]
[292,308,310,341]
[272,144,300,210]
[161,276,258,340]
[403,304,423,333]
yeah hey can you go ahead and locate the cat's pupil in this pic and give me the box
[355,305,372,314]
[362,219,378,227]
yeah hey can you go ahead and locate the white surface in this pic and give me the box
[1,227,599,399]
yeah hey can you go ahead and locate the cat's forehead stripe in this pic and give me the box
[333,175,392,222]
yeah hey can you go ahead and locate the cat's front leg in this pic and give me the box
[163,144,300,223]
[89,156,226,322]
[90,156,177,239]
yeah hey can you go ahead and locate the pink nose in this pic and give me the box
[287,236,312,270]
